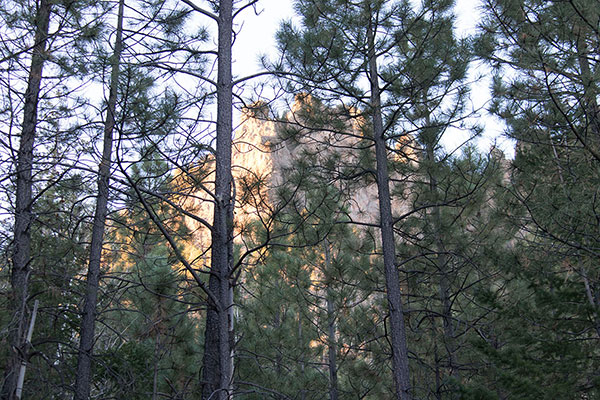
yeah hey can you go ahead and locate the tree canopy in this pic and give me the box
[0,0,598,399]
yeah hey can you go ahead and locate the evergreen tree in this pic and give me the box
[103,155,202,399]
[74,1,125,397]
[0,1,106,396]
[0,173,94,398]
[2,1,52,393]
[476,0,600,397]
[398,148,514,399]
[235,98,403,398]
[236,196,388,399]
[274,1,474,397]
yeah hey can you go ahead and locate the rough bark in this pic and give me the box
[367,17,412,400]
[74,0,124,397]
[1,2,51,398]
[200,1,234,399]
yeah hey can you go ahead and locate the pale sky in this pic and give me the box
[231,0,513,157]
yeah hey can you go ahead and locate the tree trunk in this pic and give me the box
[367,17,412,400]
[1,2,51,398]
[575,28,600,141]
[298,312,306,400]
[324,244,339,400]
[201,0,234,399]
[580,266,600,339]
[424,123,460,394]
[432,317,442,400]
[74,0,124,397]
[432,204,460,395]
[152,331,161,400]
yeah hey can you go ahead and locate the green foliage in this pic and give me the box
[3,0,600,397]
[237,218,393,399]
[100,154,202,399]
[476,0,600,398]
[0,172,93,398]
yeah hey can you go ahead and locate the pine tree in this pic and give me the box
[104,157,202,399]
[399,148,515,399]
[274,1,477,397]
[74,1,125,397]
[1,1,52,394]
[0,1,101,396]
[476,0,600,397]
[0,173,94,398]
[236,197,388,399]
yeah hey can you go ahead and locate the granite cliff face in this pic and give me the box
[182,95,414,264]
[232,96,413,229]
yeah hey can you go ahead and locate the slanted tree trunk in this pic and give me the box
[367,16,412,400]
[201,0,234,399]
[1,2,51,398]
[74,0,125,397]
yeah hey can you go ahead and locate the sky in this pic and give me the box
[231,0,514,158]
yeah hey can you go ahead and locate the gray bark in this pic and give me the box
[74,0,125,397]
[201,1,234,399]
[1,2,51,398]
[367,17,412,400]
[15,300,39,400]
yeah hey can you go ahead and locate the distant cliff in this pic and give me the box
[182,94,416,264]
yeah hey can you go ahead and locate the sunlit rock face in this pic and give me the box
[183,95,415,264]
[233,95,414,230]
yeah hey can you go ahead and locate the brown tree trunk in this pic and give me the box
[74,0,124,397]
[201,1,234,399]
[1,2,51,398]
[367,17,412,400]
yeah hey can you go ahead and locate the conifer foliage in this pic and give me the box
[476,0,600,397]
[0,0,599,399]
